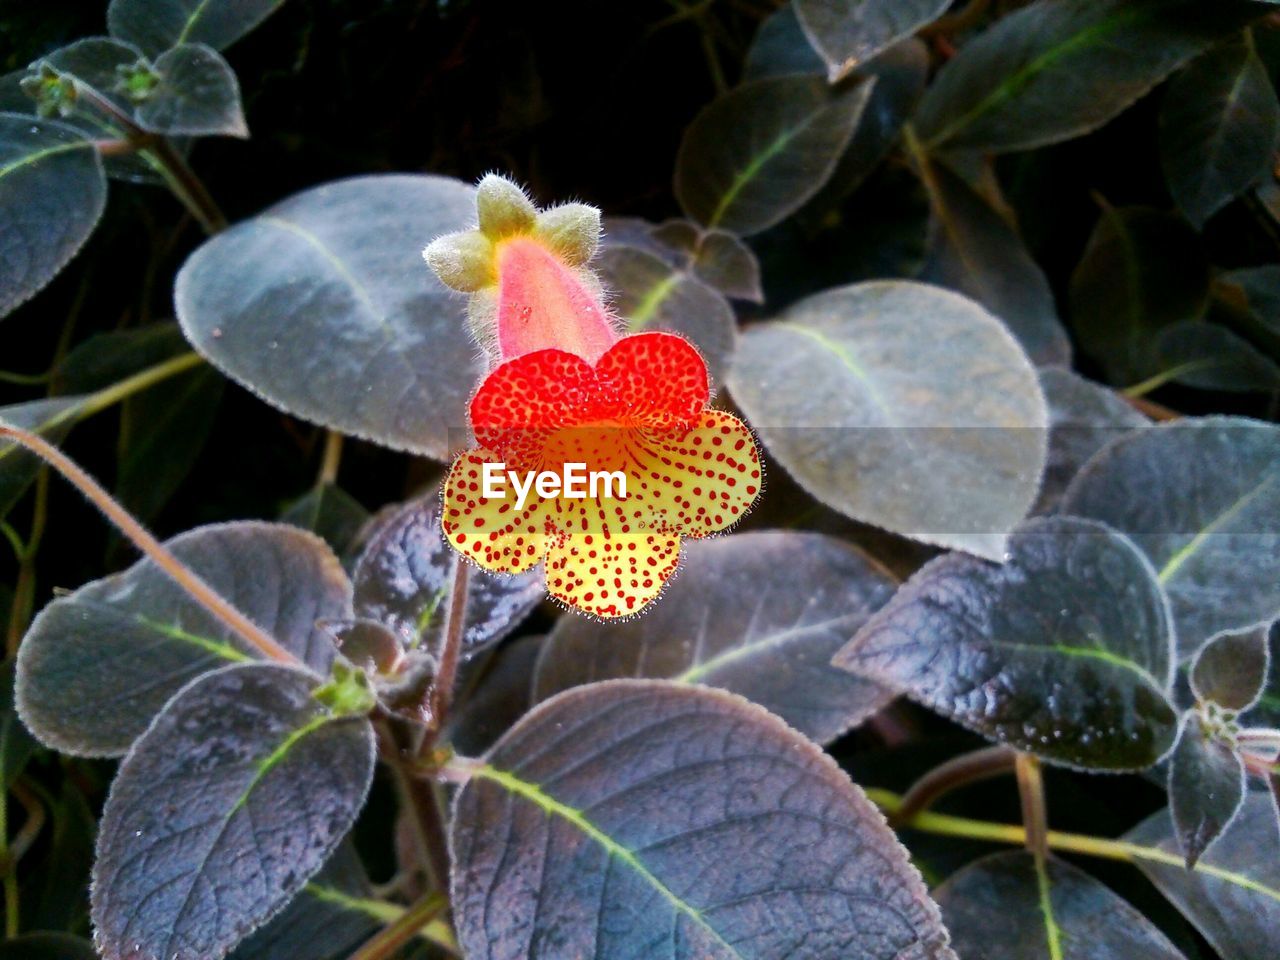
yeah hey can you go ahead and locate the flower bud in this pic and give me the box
[476,174,537,239]
[423,229,495,292]
[535,202,601,266]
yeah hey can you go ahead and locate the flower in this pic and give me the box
[426,176,762,618]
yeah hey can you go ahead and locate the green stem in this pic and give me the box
[318,430,344,486]
[865,788,1280,902]
[1122,360,1225,398]
[345,890,454,960]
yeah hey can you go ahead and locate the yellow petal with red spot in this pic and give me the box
[441,450,547,573]
[544,531,681,619]
[625,410,762,537]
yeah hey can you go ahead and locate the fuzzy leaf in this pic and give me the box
[675,74,872,235]
[17,521,351,756]
[1191,625,1270,711]
[1061,416,1280,656]
[936,851,1186,960]
[0,396,82,518]
[795,0,948,82]
[281,484,371,561]
[1127,795,1280,960]
[1069,207,1209,385]
[1034,368,1148,514]
[136,43,248,138]
[913,0,1267,154]
[352,495,542,656]
[1160,33,1280,228]
[447,633,544,757]
[596,244,737,382]
[108,0,286,57]
[175,175,478,458]
[450,680,956,960]
[916,152,1071,366]
[534,532,896,744]
[1152,322,1280,393]
[92,663,376,960]
[726,280,1047,561]
[1169,712,1247,867]
[834,516,1178,769]
[688,230,763,303]
[0,114,105,320]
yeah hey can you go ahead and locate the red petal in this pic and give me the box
[596,332,709,430]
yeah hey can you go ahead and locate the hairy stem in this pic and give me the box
[347,891,449,960]
[428,558,472,730]
[0,425,299,666]
[377,720,453,898]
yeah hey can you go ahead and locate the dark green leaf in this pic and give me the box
[1191,625,1270,711]
[92,663,376,960]
[0,113,105,320]
[1127,794,1280,960]
[137,42,247,138]
[688,229,763,303]
[230,841,380,960]
[936,851,1186,960]
[17,521,351,756]
[1069,207,1209,384]
[1169,711,1247,867]
[1035,368,1148,514]
[916,152,1072,366]
[352,495,542,656]
[533,531,897,744]
[795,0,948,82]
[1061,416,1280,656]
[596,244,737,382]
[834,515,1178,770]
[175,175,478,459]
[744,5,825,80]
[0,396,83,518]
[0,658,37,790]
[117,361,224,524]
[450,680,956,960]
[1160,33,1280,228]
[726,280,1048,561]
[447,633,544,757]
[913,0,1267,154]
[674,74,872,235]
[20,780,95,932]
[1221,264,1280,334]
[1152,321,1280,393]
[281,483,372,561]
[55,323,192,393]
[0,933,99,960]
[108,0,287,58]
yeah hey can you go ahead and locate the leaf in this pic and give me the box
[447,633,544,757]
[230,842,380,960]
[533,531,897,745]
[1169,711,1247,867]
[674,74,872,235]
[1246,620,1280,726]
[1159,33,1280,228]
[450,680,956,960]
[915,150,1072,366]
[0,38,162,184]
[108,0,287,58]
[913,0,1267,154]
[1221,264,1280,334]
[935,851,1187,960]
[1152,321,1280,393]
[744,5,825,80]
[595,244,737,382]
[352,494,542,656]
[117,360,224,524]
[1034,368,1148,514]
[726,280,1048,561]
[0,396,83,518]
[1191,624,1270,711]
[281,483,372,561]
[175,175,479,459]
[1061,416,1280,656]
[834,515,1178,770]
[0,933,99,960]
[16,521,351,756]
[136,43,248,138]
[1127,794,1280,960]
[688,230,763,303]
[795,0,949,82]
[20,780,96,932]
[55,323,191,393]
[0,659,37,790]
[1069,206,1210,384]
[92,663,376,960]
[0,113,105,320]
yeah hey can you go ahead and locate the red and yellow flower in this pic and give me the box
[425,175,762,618]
